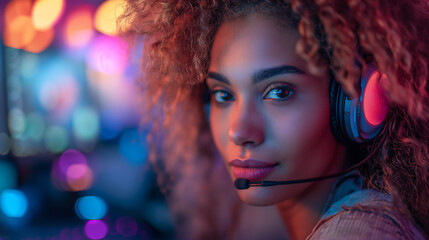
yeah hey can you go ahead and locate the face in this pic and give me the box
[207,14,345,206]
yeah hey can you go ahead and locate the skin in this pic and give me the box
[207,14,347,239]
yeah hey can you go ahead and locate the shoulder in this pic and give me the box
[308,206,425,240]
[308,190,426,240]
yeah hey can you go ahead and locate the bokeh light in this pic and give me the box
[51,149,94,191]
[8,108,26,137]
[94,0,128,36]
[24,28,55,53]
[0,189,28,218]
[4,0,32,24]
[116,216,138,237]
[66,164,94,191]
[84,220,108,240]
[0,133,12,155]
[3,0,33,49]
[3,0,55,53]
[119,129,148,164]
[72,107,100,142]
[25,112,46,141]
[20,52,39,82]
[64,5,95,48]
[87,35,128,74]
[44,125,69,153]
[4,15,36,49]
[39,73,79,115]
[58,149,87,176]
[75,196,107,220]
[31,0,64,30]
[0,161,18,192]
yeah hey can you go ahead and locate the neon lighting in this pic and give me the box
[75,196,108,220]
[64,5,94,48]
[94,0,128,36]
[0,189,28,218]
[84,220,108,240]
[363,73,389,126]
[31,0,64,30]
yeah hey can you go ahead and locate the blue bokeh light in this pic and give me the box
[0,189,28,218]
[72,107,100,142]
[75,196,107,220]
[0,161,17,193]
[119,129,148,164]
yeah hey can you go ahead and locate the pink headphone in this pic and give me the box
[329,65,390,143]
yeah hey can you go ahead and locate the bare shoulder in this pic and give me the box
[307,205,426,240]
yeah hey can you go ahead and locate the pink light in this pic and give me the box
[58,149,87,176]
[363,72,389,126]
[51,149,94,191]
[66,164,94,191]
[66,164,88,179]
[86,35,128,74]
[84,220,108,240]
[64,5,94,48]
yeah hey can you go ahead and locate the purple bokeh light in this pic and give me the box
[58,149,87,176]
[84,220,108,240]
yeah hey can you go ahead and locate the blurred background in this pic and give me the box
[0,0,175,239]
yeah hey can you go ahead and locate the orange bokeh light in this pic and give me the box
[32,0,64,31]
[64,5,95,48]
[4,0,33,49]
[24,28,55,53]
[4,0,55,52]
[4,0,32,24]
[94,0,128,36]
[4,15,36,49]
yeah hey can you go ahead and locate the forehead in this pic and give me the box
[209,14,304,73]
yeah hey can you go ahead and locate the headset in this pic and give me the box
[204,65,391,190]
[329,65,389,144]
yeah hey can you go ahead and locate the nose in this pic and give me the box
[228,101,265,147]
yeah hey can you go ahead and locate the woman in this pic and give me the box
[121,0,429,239]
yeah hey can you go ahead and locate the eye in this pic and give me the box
[211,90,235,103]
[263,84,295,101]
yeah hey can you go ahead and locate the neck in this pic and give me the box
[276,144,346,240]
[276,177,336,240]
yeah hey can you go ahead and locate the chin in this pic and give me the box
[237,188,289,206]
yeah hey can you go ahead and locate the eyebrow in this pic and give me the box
[207,65,304,85]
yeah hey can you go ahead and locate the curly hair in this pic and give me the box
[121,0,429,238]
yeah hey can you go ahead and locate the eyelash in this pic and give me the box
[209,83,295,105]
[262,83,295,102]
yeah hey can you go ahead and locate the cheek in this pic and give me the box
[209,107,229,153]
[269,93,333,159]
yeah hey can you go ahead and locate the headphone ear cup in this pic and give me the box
[329,78,349,144]
[330,66,389,144]
[358,69,389,140]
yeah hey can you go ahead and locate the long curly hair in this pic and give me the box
[121,0,429,238]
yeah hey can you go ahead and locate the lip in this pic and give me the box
[229,159,278,182]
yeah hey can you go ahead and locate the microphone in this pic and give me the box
[234,171,348,190]
[233,145,378,190]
